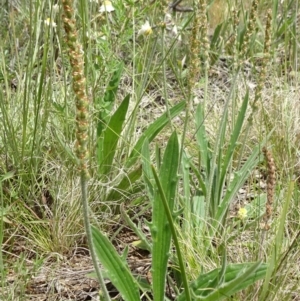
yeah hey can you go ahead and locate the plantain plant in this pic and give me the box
[95,63,186,205]
[62,0,270,300]
[92,130,268,300]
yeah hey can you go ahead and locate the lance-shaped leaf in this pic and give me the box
[176,261,267,301]
[92,226,140,301]
[151,132,180,301]
[98,95,130,175]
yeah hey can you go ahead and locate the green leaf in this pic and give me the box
[105,166,143,201]
[0,171,15,182]
[92,226,140,301]
[98,95,130,175]
[219,91,249,199]
[191,195,206,232]
[214,141,264,230]
[177,262,267,301]
[260,180,294,300]
[207,91,249,227]
[126,101,185,168]
[202,261,267,301]
[151,132,180,301]
[97,62,124,137]
[142,139,154,199]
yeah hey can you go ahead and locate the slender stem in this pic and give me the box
[80,174,111,301]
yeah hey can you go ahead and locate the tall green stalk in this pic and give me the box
[61,1,110,300]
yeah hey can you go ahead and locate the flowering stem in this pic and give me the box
[61,1,110,300]
[80,175,110,301]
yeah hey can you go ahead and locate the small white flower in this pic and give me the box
[164,13,172,24]
[44,18,57,28]
[86,31,96,40]
[86,31,107,41]
[99,1,115,13]
[172,25,182,41]
[178,55,186,69]
[138,21,153,36]
[247,81,256,90]
[53,4,59,13]
[172,25,178,36]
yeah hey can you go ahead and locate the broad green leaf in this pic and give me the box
[150,173,191,300]
[177,262,267,301]
[126,101,185,168]
[201,261,266,301]
[92,226,140,301]
[98,95,130,175]
[151,132,180,301]
[191,195,206,233]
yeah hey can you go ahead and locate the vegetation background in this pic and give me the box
[0,0,299,300]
